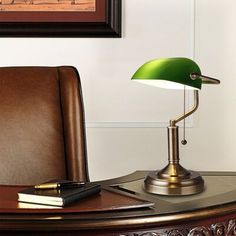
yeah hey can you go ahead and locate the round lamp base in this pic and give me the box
[144,170,204,196]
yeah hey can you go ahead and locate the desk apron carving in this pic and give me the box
[119,219,236,236]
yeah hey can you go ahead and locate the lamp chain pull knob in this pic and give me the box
[181,85,187,145]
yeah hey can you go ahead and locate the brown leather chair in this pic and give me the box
[0,66,89,185]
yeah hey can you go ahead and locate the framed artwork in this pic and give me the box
[0,0,121,37]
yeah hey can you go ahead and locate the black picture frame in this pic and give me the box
[0,0,122,37]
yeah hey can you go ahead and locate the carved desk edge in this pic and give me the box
[116,218,236,236]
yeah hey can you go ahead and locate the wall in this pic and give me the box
[191,0,236,171]
[0,0,234,181]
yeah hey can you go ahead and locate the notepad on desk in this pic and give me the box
[16,179,154,211]
[18,182,101,207]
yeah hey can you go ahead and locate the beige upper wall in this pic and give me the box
[0,0,233,180]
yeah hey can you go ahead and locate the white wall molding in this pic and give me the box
[86,119,193,128]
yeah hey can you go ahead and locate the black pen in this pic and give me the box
[34,181,85,190]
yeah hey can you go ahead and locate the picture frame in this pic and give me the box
[0,0,121,37]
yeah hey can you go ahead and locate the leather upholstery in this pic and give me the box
[0,66,89,185]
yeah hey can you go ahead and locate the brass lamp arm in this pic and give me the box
[169,73,220,126]
[170,90,199,126]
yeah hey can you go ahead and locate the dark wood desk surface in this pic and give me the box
[1,171,236,236]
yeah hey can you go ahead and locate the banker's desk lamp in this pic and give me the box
[132,58,220,196]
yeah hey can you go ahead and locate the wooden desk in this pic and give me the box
[1,171,236,235]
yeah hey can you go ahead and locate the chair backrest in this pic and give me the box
[0,66,89,185]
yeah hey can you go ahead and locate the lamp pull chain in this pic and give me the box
[181,85,187,145]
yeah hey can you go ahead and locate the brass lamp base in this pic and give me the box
[144,163,204,195]
[143,91,205,196]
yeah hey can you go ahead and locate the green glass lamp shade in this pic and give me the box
[132,58,202,90]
